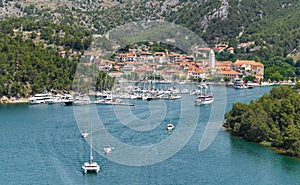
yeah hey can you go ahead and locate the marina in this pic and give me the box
[1,85,300,184]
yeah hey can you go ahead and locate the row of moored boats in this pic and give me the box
[28,84,215,107]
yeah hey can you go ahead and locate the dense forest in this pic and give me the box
[0,18,93,98]
[224,84,300,157]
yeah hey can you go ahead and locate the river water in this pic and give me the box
[0,85,299,185]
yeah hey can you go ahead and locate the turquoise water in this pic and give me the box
[1,86,300,185]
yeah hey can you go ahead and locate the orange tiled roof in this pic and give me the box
[140,51,151,55]
[136,67,154,72]
[218,70,240,75]
[198,47,211,51]
[177,61,195,66]
[234,60,264,67]
[166,69,181,73]
[216,61,232,67]
[193,69,208,74]
[188,66,198,71]
[124,62,143,65]
[125,53,136,57]
[168,53,180,57]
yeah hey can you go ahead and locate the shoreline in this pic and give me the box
[226,128,300,160]
[0,98,29,104]
[0,81,296,104]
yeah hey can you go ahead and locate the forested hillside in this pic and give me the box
[1,0,300,98]
[0,18,92,98]
[224,85,300,157]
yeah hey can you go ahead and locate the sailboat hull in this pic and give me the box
[82,162,100,173]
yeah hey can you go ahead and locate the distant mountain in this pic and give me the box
[1,0,300,60]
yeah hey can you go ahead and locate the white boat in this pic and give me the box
[81,131,89,138]
[233,78,248,89]
[62,94,74,105]
[82,126,100,174]
[104,145,114,154]
[28,93,52,104]
[180,89,189,94]
[167,123,174,131]
[167,98,174,131]
[198,82,208,89]
[73,95,90,106]
[103,128,114,154]
[195,94,214,105]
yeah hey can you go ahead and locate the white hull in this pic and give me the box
[167,123,174,131]
[195,99,214,105]
[195,94,214,105]
[104,145,114,154]
[82,162,100,173]
[28,93,52,104]
[81,132,89,138]
[233,85,248,89]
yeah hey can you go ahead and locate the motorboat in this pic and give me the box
[167,123,174,131]
[73,95,90,106]
[28,93,53,104]
[233,78,247,89]
[195,94,214,105]
[81,131,89,138]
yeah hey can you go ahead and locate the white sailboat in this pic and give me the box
[81,122,89,138]
[103,127,114,154]
[82,124,100,174]
[166,96,174,131]
[81,114,89,138]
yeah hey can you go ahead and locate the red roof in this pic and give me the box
[234,60,264,67]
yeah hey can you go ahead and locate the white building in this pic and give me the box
[209,49,215,69]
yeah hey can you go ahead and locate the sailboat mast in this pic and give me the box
[169,95,172,123]
[90,122,93,163]
[105,127,108,146]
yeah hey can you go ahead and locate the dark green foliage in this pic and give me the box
[96,71,115,91]
[0,18,93,98]
[244,76,256,82]
[224,85,300,157]
[263,57,296,81]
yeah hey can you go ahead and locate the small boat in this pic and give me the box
[167,123,174,131]
[233,78,247,89]
[104,145,114,154]
[103,128,114,154]
[81,131,89,138]
[73,95,90,106]
[82,126,100,174]
[180,89,189,94]
[195,94,214,105]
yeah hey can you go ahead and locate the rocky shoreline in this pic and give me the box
[0,96,29,104]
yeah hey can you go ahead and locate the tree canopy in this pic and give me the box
[224,85,300,157]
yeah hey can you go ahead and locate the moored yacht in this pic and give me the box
[233,78,247,89]
[62,94,74,105]
[28,93,52,104]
